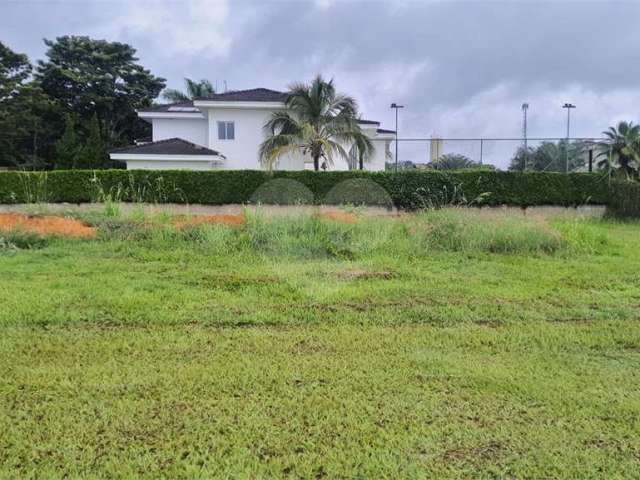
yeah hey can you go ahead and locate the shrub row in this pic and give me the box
[0,169,611,209]
[608,180,640,218]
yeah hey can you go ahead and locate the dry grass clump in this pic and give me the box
[314,211,360,224]
[173,214,246,228]
[413,209,566,254]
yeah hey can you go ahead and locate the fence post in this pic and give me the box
[480,139,483,165]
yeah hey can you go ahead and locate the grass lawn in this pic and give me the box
[1,208,639,478]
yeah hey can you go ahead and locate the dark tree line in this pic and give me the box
[509,140,588,173]
[0,36,166,169]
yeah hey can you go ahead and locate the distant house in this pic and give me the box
[110,88,395,171]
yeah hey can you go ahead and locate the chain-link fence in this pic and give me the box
[382,137,605,172]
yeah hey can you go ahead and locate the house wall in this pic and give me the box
[152,118,208,146]
[204,107,292,169]
[368,138,392,171]
[124,159,221,171]
[144,108,391,171]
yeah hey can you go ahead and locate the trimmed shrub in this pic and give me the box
[608,180,640,218]
[249,178,314,205]
[0,169,610,209]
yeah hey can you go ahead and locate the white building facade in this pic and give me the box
[110,88,395,171]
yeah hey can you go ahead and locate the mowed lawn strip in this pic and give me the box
[1,211,639,477]
[2,323,640,478]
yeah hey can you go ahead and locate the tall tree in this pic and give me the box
[259,75,373,171]
[0,41,58,169]
[36,36,165,147]
[0,41,31,100]
[596,121,640,179]
[54,114,82,169]
[163,78,215,102]
[79,114,107,169]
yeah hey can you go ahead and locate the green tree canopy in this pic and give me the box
[80,114,107,169]
[0,41,31,101]
[259,75,373,171]
[36,36,166,147]
[0,42,59,169]
[509,140,587,172]
[163,78,215,102]
[596,121,640,179]
[54,114,82,169]
[428,153,480,170]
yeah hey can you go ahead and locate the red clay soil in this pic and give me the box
[0,213,96,238]
[315,211,359,224]
[173,214,246,228]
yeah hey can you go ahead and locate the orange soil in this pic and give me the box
[315,211,359,224]
[173,214,246,228]
[0,213,96,238]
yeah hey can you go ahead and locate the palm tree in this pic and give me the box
[259,75,374,171]
[429,153,478,170]
[162,78,215,102]
[597,121,640,179]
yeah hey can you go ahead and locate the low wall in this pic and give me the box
[0,203,607,219]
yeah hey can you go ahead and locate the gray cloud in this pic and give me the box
[2,0,639,166]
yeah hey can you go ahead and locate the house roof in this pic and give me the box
[136,92,393,134]
[110,138,222,156]
[195,88,288,102]
[137,101,200,114]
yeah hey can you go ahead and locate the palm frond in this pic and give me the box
[259,133,302,171]
[162,88,190,102]
[263,111,301,136]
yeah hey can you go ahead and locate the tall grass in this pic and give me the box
[0,230,51,251]
[413,209,567,254]
[88,173,187,218]
[17,171,49,204]
[243,212,402,259]
[13,208,610,259]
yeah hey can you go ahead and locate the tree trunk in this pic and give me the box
[313,154,320,171]
[359,156,363,170]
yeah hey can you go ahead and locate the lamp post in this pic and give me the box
[390,103,404,171]
[562,103,576,173]
[522,102,529,170]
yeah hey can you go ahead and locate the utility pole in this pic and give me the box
[390,103,404,172]
[521,103,529,150]
[562,103,576,173]
[522,103,529,170]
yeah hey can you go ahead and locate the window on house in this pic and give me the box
[217,121,235,140]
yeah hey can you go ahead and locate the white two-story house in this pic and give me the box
[110,88,395,171]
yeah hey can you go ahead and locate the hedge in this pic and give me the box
[608,180,640,218]
[0,169,611,210]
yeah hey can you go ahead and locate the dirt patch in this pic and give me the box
[173,214,245,228]
[441,441,505,464]
[0,213,96,238]
[337,269,395,281]
[315,211,359,224]
[187,273,279,291]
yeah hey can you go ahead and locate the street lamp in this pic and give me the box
[562,103,576,173]
[390,103,404,172]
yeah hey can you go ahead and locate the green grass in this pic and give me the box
[1,208,640,478]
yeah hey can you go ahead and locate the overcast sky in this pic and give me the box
[2,0,639,166]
